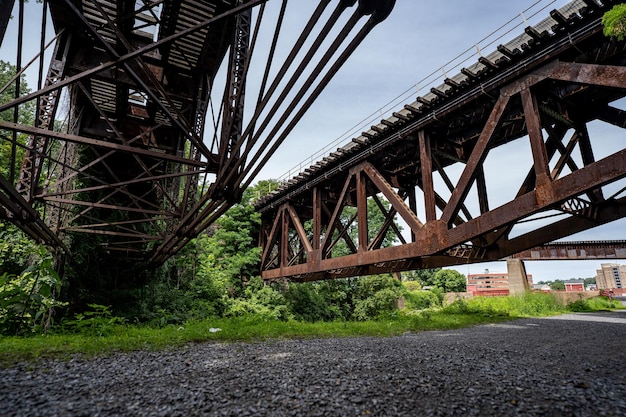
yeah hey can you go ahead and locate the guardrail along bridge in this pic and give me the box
[255,0,626,282]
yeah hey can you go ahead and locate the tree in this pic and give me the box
[329,197,402,257]
[549,280,565,291]
[603,4,626,40]
[352,274,404,320]
[0,221,41,276]
[403,268,441,287]
[583,277,596,286]
[196,202,262,296]
[432,269,466,293]
[245,179,282,204]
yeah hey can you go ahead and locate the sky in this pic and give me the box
[2,0,625,282]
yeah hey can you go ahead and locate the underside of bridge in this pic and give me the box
[0,0,396,274]
[255,0,626,282]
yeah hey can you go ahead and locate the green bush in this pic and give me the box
[350,275,403,321]
[403,290,440,310]
[353,287,402,320]
[225,277,292,321]
[442,292,566,318]
[0,251,65,335]
[61,304,125,336]
[284,283,335,322]
[314,279,353,320]
[568,296,620,312]
[402,281,421,291]
[0,223,40,276]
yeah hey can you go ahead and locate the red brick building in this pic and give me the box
[467,270,533,296]
[565,280,585,292]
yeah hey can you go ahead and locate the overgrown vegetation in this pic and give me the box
[0,291,620,365]
[0,223,65,335]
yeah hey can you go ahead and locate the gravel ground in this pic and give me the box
[2,311,626,417]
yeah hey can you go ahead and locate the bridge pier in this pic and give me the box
[506,259,530,295]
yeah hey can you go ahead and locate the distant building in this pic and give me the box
[565,280,585,292]
[595,263,626,290]
[467,270,533,296]
[533,284,551,292]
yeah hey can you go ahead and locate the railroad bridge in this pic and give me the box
[0,0,395,270]
[254,0,626,282]
[1,0,625,282]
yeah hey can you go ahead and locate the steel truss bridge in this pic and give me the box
[0,0,395,268]
[255,0,626,282]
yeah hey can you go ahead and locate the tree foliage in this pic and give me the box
[0,222,40,276]
[549,280,566,291]
[285,283,335,322]
[330,197,402,257]
[403,268,441,287]
[403,288,441,310]
[432,269,466,293]
[0,248,64,335]
[603,4,626,40]
[583,277,596,286]
[244,179,282,204]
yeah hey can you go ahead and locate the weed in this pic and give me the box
[61,304,126,337]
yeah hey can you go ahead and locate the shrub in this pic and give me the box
[284,283,335,322]
[61,304,125,336]
[351,275,404,320]
[403,290,440,310]
[0,251,65,335]
[225,277,292,321]
[442,292,566,317]
[402,281,421,292]
[353,288,402,320]
[568,296,620,312]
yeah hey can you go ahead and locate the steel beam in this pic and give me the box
[258,4,626,281]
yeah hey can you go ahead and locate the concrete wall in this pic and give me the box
[548,291,600,304]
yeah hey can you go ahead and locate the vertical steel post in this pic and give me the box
[419,130,436,222]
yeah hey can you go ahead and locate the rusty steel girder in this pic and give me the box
[510,240,626,260]
[256,0,626,282]
[0,0,396,266]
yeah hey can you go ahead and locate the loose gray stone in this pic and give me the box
[2,311,625,416]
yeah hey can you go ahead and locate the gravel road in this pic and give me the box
[2,311,626,416]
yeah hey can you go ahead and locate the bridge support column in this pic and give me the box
[507,258,530,295]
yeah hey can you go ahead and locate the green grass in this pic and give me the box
[0,313,510,366]
[443,291,567,317]
[0,293,620,367]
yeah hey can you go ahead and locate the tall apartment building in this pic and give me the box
[595,263,626,290]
